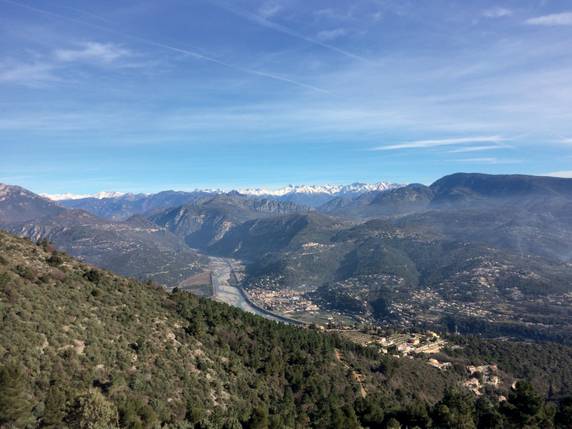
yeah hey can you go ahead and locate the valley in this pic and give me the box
[4,174,572,428]
[4,173,572,344]
[179,255,307,325]
[208,257,275,320]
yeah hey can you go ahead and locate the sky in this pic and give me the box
[1,0,572,194]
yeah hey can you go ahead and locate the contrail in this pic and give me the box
[206,0,369,63]
[0,0,329,93]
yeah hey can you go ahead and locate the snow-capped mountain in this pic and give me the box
[41,191,130,201]
[39,181,403,218]
[240,182,400,197]
[42,182,401,202]
[238,182,402,207]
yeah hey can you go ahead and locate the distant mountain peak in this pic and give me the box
[239,181,402,197]
[41,191,131,201]
[40,181,402,201]
[1,183,52,202]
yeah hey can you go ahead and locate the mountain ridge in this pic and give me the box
[0,183,204,285]
[41,181,402,201]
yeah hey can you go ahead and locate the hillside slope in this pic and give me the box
[0,184,64,223]
[2,231,572,428]
[230,175,572,343]
[320,173,572,222]
[0,184,204,286]
[149,194,311,249]
[0,231,453,428]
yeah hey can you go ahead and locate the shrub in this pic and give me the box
[47,254,64,267]
[65,390,119,429]
[84,269,102,284]
[0,364,33,426]
[15,265,35,281]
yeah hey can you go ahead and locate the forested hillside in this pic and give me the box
[1,231,572,428]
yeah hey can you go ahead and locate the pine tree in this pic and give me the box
[0,364,32,426]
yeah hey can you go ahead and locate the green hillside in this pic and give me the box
[1,231,572,428]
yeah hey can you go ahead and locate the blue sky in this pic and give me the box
[1,0,572,193]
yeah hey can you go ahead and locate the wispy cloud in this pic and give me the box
[448,145,509,153]
[258,1,282,19]
[0,41,135,87]
[452,157,521,164]
[482,7,512,18]
[55,42,131,64]
[316,28,348,42]
[209,1,367,61]
[314,8,346,20]
[372,136,508,151]
[559,138,572,144]
[0,61,57,86]
[1,0,327,93]
[525,12,572,26]
[545,170,572,178]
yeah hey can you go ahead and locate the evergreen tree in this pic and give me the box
[432,388,476,429]
[502,381,544,427]
[0,364,32,427]
[555,397,572,428]
[475,397,504,429]
[247,406,269,429]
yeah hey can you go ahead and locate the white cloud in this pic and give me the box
[452,157,521,164]
[372,136,508,151]
[482,7,512,18]
[316,28,348,42]
[448,145,508,153]
[545,170,572,178]
[55,42,131,64]
[525,12,572,26]
[559,138,572,144]
[314,8,353,22]
[0,61,57,86]
[0,42,136,87]
[258,1,282,19]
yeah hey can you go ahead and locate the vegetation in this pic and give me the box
[1,231,572,428]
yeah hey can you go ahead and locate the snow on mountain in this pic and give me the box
[42,191,129,201]
[42,182,402,202]
[239,182,401,197]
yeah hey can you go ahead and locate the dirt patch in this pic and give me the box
[335,349,367,398]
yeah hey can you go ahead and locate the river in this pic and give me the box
[208,256,299,324]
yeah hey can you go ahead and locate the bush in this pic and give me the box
[47,254,64,267]
[65,390,119,429]
[83,269,102,284]
[15,265,35,281]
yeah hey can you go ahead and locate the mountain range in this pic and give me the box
[4,173,572,427]
[3,173,572,343]
[42,181,400,221]
[178,173,572,342]
[0,184,204,285]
